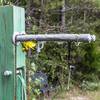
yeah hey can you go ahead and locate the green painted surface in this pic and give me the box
[0,6,26,100]
[13,6,26,68]
[16,69,24,100]
[17,74,23,100]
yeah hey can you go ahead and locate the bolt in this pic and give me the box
[4,70,12,76]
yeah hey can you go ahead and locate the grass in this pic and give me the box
[50,88,100,100]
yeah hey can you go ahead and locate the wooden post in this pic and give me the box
[0,6,26,100]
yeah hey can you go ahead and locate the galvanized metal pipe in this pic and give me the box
[15,34,96,42]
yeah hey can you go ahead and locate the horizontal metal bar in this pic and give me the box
[15,34,96,42]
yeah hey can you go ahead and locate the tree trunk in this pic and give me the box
[39,0,45,27]
[61,0,66,32]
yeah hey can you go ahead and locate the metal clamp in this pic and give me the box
[12,31,26,45]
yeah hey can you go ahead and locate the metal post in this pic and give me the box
[67,42,71,90]
[0,6,26,100]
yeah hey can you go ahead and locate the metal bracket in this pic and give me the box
[12,31,26,45]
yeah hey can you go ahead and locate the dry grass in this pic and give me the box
[48,88,100,100]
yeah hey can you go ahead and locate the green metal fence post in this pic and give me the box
[0,5,26,100]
